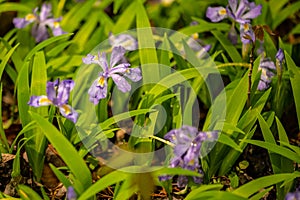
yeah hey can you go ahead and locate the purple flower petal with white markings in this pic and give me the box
[59,104,78,123]
[206,6,228,22]
[28,95,52,107]
[111,74,131,93]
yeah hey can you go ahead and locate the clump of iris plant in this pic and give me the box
[13,3,66,43]
[160,125,218,188]
[28,79,78,123]
[257,49,285,91]
[206,0,261,45]
[82,46,142,104]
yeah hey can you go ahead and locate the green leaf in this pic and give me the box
[17,63,30,126]
[17,185,42,200]
[23,33,72,62]
[113,2,136,33]
[61,0,96,32]
[218,134,242,152]
[30,112,92,193]
[26,51,48,180]
[0,43,19,80]
[0,84,9,152]
[185,184,223,200]
[233,173,300,198]
[186,191,246,200]
[99,109,154,130]
[211,30,242,62]
[135,1,160,82]
[243,140,300,163]
[0,3,32,13]
[78,169,129,200]
[285,51,300,129]
[272,1,300,29]
[67,12,99,54]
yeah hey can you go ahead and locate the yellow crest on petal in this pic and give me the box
[25,14,36,22]
[218,8,227,16]
[53,21,60,28]
[61,104,71,115]
[39,97,52,105]
[98,76,105,87]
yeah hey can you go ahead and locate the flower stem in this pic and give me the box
[217,63,251,68]
[148,135,175,147]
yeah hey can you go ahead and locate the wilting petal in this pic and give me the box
[31,23,49,42]
[28,95,52,107]
[110,46,126,67]
[111,74,131,93]
[206,6,228,22]
[57,80,74,105]
[88,77,108,104]
[40,3,52,21]
[109,33,138,51]
[13,17,32,28]
[124,68,142,82]
[59,104,78,123]
[66,186,77,200]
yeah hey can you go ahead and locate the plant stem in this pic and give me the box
[148,135,175,147]
[247,41,255,107]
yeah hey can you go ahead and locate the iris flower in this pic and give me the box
[257,57,276,91]
[206,0,262,24]
[82,46,142,104]
[28,79,78,123]
[161,125,218,188]
[109,33,138,51]
[13,3,66,42]
[206,0,261,45]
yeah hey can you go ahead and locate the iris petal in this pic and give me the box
[28,95,52,107]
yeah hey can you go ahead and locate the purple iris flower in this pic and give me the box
[109,33,138,51]
[257,57,276,91]
[206,0,262,24]
[240,23,255,44]
[161,125,218,188]
[28,79,78,123]
[226,0,262,24]
[66,186,77,200]
[13,3,66,42]
[285,191,300,200]
[82,46,142,104]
